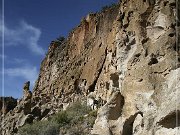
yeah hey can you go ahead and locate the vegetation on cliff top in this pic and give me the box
[101,3,119,12]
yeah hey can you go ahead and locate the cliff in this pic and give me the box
[0,97,17,115]
[1,0,179,134]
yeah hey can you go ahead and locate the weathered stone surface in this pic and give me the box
[91,0,180,135]
[23,81,32,100]
[18,114,34,127]
[1,0,179,134]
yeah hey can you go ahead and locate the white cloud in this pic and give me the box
[5,66,38,84]
[0,54,29,65]
[0,19,45,55]
[0,54,7,59]
[13,58,26,64]
[7,58,27,65]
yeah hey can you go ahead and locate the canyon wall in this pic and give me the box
[1,0,179,134]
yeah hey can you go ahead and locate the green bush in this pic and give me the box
[88,110,97,117]
[52,36,65,45]
[18,101,96,135]
[56,36,65,42]
[66,126,86,135]
[101,3,117,11]
[66,101,91,117]
[18,121,59,135]
[52,111,71,126]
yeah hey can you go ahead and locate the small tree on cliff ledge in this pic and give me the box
[56,36,65,42]
[101,3,118,12]
[53,36,65,45]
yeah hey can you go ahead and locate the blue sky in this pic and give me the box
[0,0,118,98]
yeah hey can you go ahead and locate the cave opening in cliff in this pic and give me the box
[122,115,136,135]
[88,82,96,92]
[122,113,143,135]
[158,111,180,129]
[110,73,119,88]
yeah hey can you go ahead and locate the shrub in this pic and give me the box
[56,36,65,42]
[66,101,91,117]
[86,110,97,127]
[66,126,86,135]
[51,111,71,127]
[18,101,96,135]
[53,36,65,45]
[88,110,97,117]
[18,121,59,135]
[101,3,117,11]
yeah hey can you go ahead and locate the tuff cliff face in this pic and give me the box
[91,0,180,134]
[1,0,179,134]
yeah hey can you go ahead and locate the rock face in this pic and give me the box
[23,81,32,100]
[0,97,17,115]
[1,0,179,134]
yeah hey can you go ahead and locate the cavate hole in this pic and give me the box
[145,49,148,57]
[74,79,81,94]
[88,82,96,92]
[112,51,116,57]
[141,38,149,44]
[120,12,125,20]
[123,24,129,29]
[71,76,74,79]
[106,82,110,90]
[122,112,143,135]
[110,73,119,88]
[129,38,136,46]
[137,78,143,82]
[108,93,124,120]
[158,111,180,129]
[125,45,131,51]
[171,24,176,29]
[99,43,102,48]
[169,2,176,7]
[148,58,158,65]
[169,33,175,37]
[134,53,141,57]
[164,1,169,6]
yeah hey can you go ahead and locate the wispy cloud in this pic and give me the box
[5,66,38,84]
[0,54,28,65]
[0,54,7,59]
[7,58,28,65]
[0,19,45,55]
[13,58,26,64]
